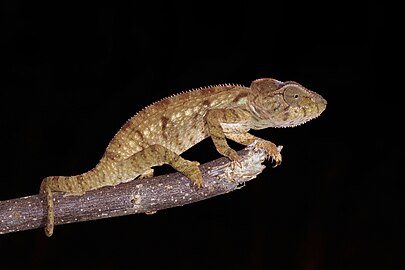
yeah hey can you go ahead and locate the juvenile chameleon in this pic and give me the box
[40,78,327,236]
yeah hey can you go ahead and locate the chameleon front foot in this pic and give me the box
[254,140,282,167]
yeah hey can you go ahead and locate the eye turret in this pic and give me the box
[283,86,303,106]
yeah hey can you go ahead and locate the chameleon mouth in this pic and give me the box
[276,98,327,128]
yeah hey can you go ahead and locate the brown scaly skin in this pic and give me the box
[40,78,327,236]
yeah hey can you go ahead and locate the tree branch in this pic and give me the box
[0,144,276,235]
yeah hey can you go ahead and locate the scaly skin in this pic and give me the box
[40,78,327,236]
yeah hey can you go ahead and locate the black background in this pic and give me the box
[1,1,399,270]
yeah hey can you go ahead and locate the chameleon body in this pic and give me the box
[40,78,327,236]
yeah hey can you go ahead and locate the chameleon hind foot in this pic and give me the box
[176,159,203,188]
[126,144,204,188]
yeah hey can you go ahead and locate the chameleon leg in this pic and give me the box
[225,132,282,166]
[205,109,249,162]
[123,144,203,187]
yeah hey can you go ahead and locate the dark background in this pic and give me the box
[1,1,399,270]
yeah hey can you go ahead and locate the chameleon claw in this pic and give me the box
[253,140,282,167]
[193,181,204,188]
[227,149,242,171]
[229,160,240,172]
[181,160,204,188]
[190,174,204,188]
[271,155,282,168]
[226,149,242,166]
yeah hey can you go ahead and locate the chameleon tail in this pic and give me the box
[39,168,111,236]
[39,177,55,237]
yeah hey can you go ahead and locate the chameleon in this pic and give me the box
[40,78,327,236]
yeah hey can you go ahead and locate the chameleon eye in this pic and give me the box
[283,86,303,105]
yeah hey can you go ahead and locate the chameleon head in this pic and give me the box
[248,78,327,128]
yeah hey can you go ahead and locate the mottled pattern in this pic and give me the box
[40,78,327,236]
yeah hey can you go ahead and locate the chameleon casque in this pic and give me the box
[40,78,327,236]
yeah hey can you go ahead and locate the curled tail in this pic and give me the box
[39,159,145,236]
[39,173,98,237]
[40,177,55,237]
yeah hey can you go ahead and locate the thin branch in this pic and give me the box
[0,144,275,235]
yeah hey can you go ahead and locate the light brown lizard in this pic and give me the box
[40,78,327,236]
